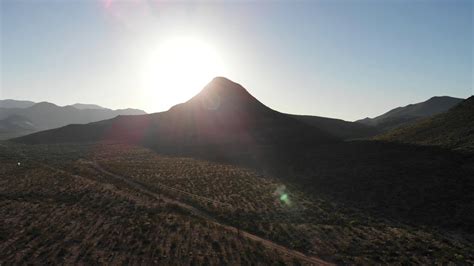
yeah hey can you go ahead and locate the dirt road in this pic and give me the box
[91,161,333,266]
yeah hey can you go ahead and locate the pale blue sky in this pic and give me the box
[1,0,472,121]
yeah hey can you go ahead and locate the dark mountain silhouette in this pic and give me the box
[377,96,474,152]
[0,99,35,109]
[0,101,146,139]
[70,103,106,110]
[290,114,379,139]
[357,96,464,131]
[14,77,338,151]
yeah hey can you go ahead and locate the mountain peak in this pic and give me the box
[425,96,463,103]
[15,76,338,146]
[209,76,235,84]
[201,77,251,97]
[187,77,259,110]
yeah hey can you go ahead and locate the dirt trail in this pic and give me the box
[4,144,332,265]
[91,161,333,266]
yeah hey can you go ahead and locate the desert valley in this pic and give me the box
[1,0,472,264]
[1,77,473,264]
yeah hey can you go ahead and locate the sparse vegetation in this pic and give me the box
[0,142,302,265]
[3,142,471,264]
[377,96,474,152]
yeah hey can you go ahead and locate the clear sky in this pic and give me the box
[1,0,472,121]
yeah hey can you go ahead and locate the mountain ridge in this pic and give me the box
[0,99,36,109]
[290,114,380,139]
[0,101,146,140]
[13,78,339,149]
[357,96,464,131]
[377,96,474,152]
[70,103,106,110]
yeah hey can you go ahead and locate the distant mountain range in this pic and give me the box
[12,80,468,150]
[14,78,339,150]
[356,96,464,131]
[287,96,464,139]
[377,96,474,152]
[0,100,146,140]
[0,99,36,109]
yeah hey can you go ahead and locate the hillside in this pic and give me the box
[0,102,146,139]
[357,96,463,131]
[0,115,35,140]
[290,114,379,139]
[377,96,474,152]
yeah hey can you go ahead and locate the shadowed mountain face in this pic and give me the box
[14,78,338,151]
[377,96,474,152]
[357,96,464,131]
[0,102,145,139]
[290,114,379,139]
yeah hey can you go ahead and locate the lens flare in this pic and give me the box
[274,185,291,206]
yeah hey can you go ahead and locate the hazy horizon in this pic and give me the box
[1,0,472,121]
[0,81,469,121]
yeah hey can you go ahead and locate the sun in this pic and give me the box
[142,36,224,111]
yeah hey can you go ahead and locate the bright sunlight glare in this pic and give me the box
[142,36,225,112]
